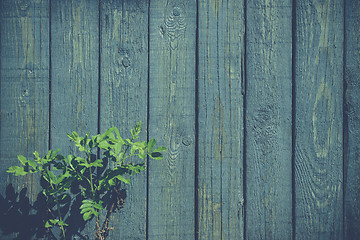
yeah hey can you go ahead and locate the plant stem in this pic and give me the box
[48,178,66,239]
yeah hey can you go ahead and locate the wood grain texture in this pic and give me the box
[344,0,360,238]
[50,0,99,148]
[147,0,196,239]
[50,0,99,238]
[197,0,245,239]
[245,0,293,239]
[100,0,148,239]
[0,0,49,238]
[294,0,344,239]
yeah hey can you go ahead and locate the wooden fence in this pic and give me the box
[0,0,359,239]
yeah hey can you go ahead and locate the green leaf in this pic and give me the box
[83,211,92,221]
[27,159,37,169]
[47,171,57,184]
[45,221,52,228]
[149,152,164,160]
[98,141,111,150]
[101,127,115,139]
[7,166,28,176]
[18,155,27,165]
[130,146,136,155]
[147,139,156,152]
[113,127,121,139]
[113,142,123,155]
[153,146,167,152]
[116,175,130,184]
[46,150,52,160]
[91,159,103,167]
[51,149,61,158]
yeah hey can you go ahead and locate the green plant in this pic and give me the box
[6,122,166,240]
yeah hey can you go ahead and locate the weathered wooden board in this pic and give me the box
[50,0,99,238]
[294,0,344,239]
[147,0,196,239]
[344,0,360,238]
[100,0,149,238]
[0,0,49,238]
[197,0,245,239]
[245,0,293,239]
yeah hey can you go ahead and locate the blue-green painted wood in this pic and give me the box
[147,0,196,239]
[245,0,293,239]
[295,0,344,239]
[2,1,360,239]
[50,0,99,238]
[344,0,360,238]
[0,0,49,239]
[197,0,245,239]
[100,0,149,239]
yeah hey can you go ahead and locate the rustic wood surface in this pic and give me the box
[0,0,358,239]
[147,0,196,239]
[344,0,360,239]
[245,0,293,239]
[100,0,149,239]
[197,0,245,239]
[294,0,344,239]
[50,0,99,238]
[0,0,49,238]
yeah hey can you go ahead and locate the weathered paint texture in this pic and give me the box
[295,0,344,239]
[198,0,245,239]
[0,0,359,239]
[100,0,149,238]
[344,0,360,238]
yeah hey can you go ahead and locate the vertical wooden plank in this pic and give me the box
[50,0,99,161]
[197,0,245,239]
[295,0,343,239]
[148,0,196,239]
[0,0,49,238]
[100,0,148,239]
[344,0,360,238]
[245,0,293,239]
[50,0,99,238]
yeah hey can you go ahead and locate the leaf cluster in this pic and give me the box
[6,122,166,239]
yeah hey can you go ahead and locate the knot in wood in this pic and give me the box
[182,136,192,146]
[122,57,130,68]
[173,8,180,16]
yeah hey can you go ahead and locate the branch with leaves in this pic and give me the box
[7,122,166,240]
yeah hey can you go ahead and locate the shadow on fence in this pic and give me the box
[0,183,126,239]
